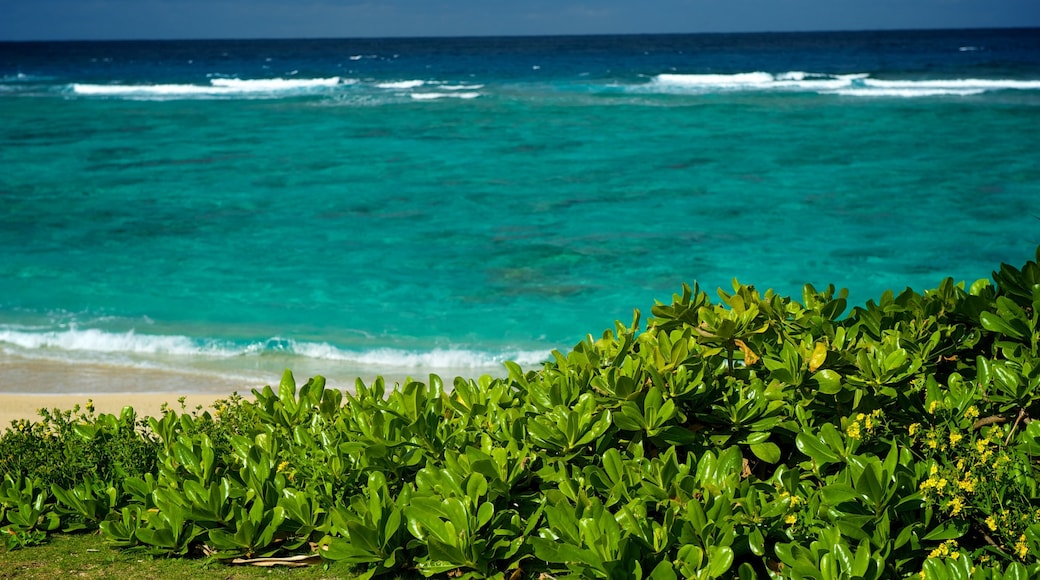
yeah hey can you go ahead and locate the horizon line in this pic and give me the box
[2,24,1037,44]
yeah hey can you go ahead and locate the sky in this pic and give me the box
[1,0,1039,41]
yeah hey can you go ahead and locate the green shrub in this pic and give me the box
[3,246,1040,579]
[0,403,156,490]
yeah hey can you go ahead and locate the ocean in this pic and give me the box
[1,29,1038,394]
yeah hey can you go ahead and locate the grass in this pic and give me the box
[0,533,407,580]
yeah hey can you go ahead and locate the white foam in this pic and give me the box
[70,77,348,99]
[834,88,989,98]
[649,71,864,93]
[410,92,481,100]
[0,326,548,370]
[0,327,227,356]
[862,78,1040,90]
[376,80,426,89]
[292,342,547,368]
[72,83,221,96]
[209,77,342,90]
[654,72,775,88]
[644,72,1040,97]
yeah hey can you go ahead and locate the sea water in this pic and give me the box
[1,29,1038,393]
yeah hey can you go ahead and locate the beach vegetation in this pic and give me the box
[3,247,1040,578]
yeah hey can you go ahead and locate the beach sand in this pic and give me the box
[0,356,427,427]
[0,392,236,426]
[0,357,266,426]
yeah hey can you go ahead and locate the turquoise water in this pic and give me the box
[1,30,1038,392]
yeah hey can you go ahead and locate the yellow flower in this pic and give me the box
[277,461,290,473]
[919,475,949,499]
[949,431,963,447]
[928,400,941,414]
[929,464,939,476]
[964,406,979,420]
[986,515,998,531]
[992,454,1009,471]
[847,420,862,440]
[924,428,941,449]
[946,496,964,516]
[928,540,958,560]
[909,423,921,436]
[1015,534,1028,559]
[785,514,797,525]
[863,409,882,433]
[957,477,975,493]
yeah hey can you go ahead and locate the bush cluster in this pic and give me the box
[2,248,1040,579]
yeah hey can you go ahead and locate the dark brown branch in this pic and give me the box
[973,415,1007,430]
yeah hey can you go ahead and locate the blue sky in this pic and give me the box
[2,0,1039,41]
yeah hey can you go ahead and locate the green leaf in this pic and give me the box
[749,442,781,464]
[1004,562,1030,580]
[649,560,678,580]
[854,463,884,507]
[796,432,840,467]
[812,369,843,394]
[820,483,859,505]
[832,542,854,577]
[706,545,734,578]
[980,311,1027,340]
[529,536,596,566]
[748,526,765,557]
[922,557,952,580]
[922,519,968,541]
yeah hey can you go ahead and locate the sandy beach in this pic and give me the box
[0,356,419,427]
[0,356,266,426]
[0,392,237,426]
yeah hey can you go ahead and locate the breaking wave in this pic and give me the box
[644,71,1040,97]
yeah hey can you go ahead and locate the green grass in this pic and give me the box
[0,533,401,579]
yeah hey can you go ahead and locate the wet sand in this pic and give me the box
[0,392,236,426]
[0,356,427,426]
[0,357,267,426]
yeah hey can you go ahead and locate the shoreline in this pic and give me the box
[0,355,476,427]
[0,392,239,426]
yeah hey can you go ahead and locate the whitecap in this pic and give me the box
[439,84,485,90]
[652,72,776,89]
[376,80,426,89]
[833,87,988,98]
[642,72,1040,97]
[410,92,481,100]
[208,76,342,90]
[69,77,349,100]
[291,341,548,368]
[0,327,231,356]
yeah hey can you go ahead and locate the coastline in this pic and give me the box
[0,392,237,427]
[0,355,473,426]
[0,357,263,425]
